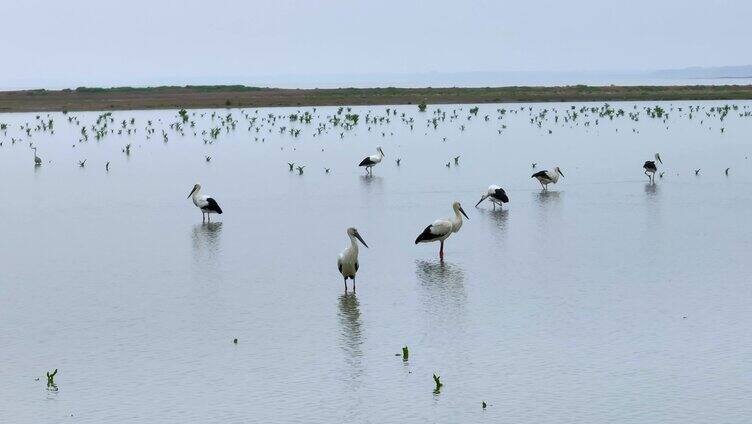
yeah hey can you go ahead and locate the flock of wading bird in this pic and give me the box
[4,101,746,293]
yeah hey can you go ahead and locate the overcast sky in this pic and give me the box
[2,0,751,88]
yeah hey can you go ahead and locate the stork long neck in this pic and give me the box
[349,234,359,253]
[453,208,463,227]
[376,150,384,159]
[192,188,202,203]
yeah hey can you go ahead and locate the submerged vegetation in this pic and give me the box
[3,85,752,112]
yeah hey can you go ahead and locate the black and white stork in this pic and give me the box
[415,201,469,260]
[188,183,223,222]
[358,146,385,174]
[475,185,509,209]
[643,153,662,183]
[532,167,564,190]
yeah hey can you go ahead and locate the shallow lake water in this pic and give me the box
[2,101,752,423]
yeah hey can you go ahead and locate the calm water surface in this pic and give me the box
[1,101,751,423]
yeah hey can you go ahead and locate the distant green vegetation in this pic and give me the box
[4,84,752,113]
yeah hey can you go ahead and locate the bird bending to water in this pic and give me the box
[725,167,730,176]
[643,153,662,183]
[358,146,385,174]
[453,156,460,165]
[337,227,369,292]
[188,183,223,222]
[475,185,509,209]
[415,201,469,260]
[288,162,295,171]
[532,167,564,190]
[694,169,701,176]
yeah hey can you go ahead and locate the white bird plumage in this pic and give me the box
[337,227,369,292]
[415,201,469,259]
[358,146,385,174]
[475,185,509,209]
[187,183,223,222]
[531,166,564,190]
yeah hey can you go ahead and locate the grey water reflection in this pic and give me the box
[191,222,223,250]
[415,260,467,322]
[359,174,383,188]
[534,190,562,205]
[191,222,223,277]
[337,293,364,390]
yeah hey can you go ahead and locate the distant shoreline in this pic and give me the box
[2,85,752,113]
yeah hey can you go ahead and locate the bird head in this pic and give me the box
[655,153,662,164]
[475,194,489,207]
[377,146,385,157]
[556,167,565,177]
[347,227,368,248]
[453,201,469,219]
[187,183,201,198]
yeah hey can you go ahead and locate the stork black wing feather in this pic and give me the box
[205,198,223,214]
[493,188,509,203]
[415,225,441,244]
[359,157,375,166]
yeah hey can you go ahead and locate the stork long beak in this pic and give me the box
[459,207,469,220]
[187,186,198,198]
[475,195,487,207]
[355,233,369,248]
[656,154,663,164]
[558,169,565,177]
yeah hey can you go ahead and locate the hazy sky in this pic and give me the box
[3,0,751,88]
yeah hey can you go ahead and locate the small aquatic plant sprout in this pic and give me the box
[46,369,58,388]
[433,374,443,393]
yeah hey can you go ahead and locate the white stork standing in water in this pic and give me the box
[187,183,223,222]
[475,185,509,209]
[531,167,564,190]
[337,227,369,292]
[643,153,662,183]
[358,146,385,174]
[415,201,469,260]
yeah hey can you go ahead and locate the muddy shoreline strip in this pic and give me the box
[2,85,752,112]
